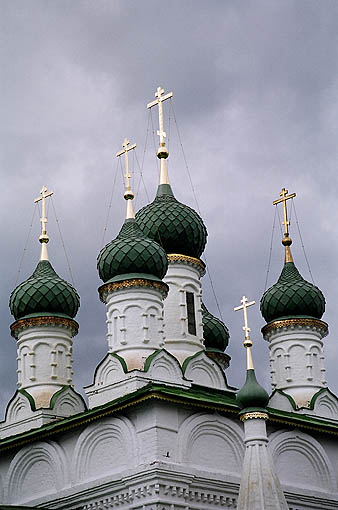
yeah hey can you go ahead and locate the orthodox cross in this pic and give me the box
[234,296,256,345]
[273,187,296,237]
[147,86,173,146]
[34,185,54,240]
[116,138,136,192]
[234,296,256,370]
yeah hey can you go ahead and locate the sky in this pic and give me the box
[1,0,338,417]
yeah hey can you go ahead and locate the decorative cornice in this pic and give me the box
[240,411,269,421]
[99,278,169,302]
[262,317,328,339]
[10,316,79,339]
[168,254,206,276]
[81,481,238,509]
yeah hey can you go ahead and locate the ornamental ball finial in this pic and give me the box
[157,146,169,159]
[282,235,292,247]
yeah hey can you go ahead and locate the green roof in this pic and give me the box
[9,260,80,320]
[202,303,229,352]
[260,261,325,323]
[97,218,168,283]
[135,184,207,258]
[1,382,338,453]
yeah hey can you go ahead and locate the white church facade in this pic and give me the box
[0,88,337,510]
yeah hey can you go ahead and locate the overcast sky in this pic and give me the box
[1,0,338,417]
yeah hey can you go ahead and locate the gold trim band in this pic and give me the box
[262,317,328,338]
[240,411,269,421]
[99,278,169,302]
[168,254,206,276]
[10,316,79,339]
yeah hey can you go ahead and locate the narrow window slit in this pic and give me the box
[186,291,197,335]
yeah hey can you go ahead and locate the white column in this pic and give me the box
[16,325,74,408]
[238,414,288,510]
[105,286,165,370]
[263,323,327,408]
[163,260,204,364]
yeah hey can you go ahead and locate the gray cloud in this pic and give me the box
[1,0,338,416]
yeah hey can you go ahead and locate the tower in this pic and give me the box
[260,188,328,408]
[2,186,85,438]
[235,296,288,510]
[136,87,210,363]
[86,139,170,407]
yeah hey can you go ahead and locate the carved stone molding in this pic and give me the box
[10,316,79,339]
[168,254,206,277]
[99,279,169,302]
[82,481,238,509]
[240,411,268,422]
[262,318,328,340]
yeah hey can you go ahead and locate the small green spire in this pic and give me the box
[234,295,269,412]
[236,369,269,411]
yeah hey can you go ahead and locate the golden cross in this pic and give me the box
[234,295,256,370]
[234,296,256,343]
[273,187,296,237]
[147,86,173,146]
[116,138,136,192]
[34,185,54,239]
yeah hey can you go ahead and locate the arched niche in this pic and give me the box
[178,413,244,475]
[269,430,335,492]
[6,440,68,504]
[73,415,137,482]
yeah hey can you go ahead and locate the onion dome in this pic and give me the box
[10,260,80,320]
[135,184,207,258]
[236,369,269,410]
[260,261,325,323]
[202,303,230,352]
[97,218,168,283]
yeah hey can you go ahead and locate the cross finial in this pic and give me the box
[234,296,256,370]
[272,187,296,238]
[116,138,137,219]
[34,185,54,261]
[272,187,296,262]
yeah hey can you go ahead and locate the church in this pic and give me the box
[0,87,337,510]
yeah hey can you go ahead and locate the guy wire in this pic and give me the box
[292,199,315,284]
[50,197,75,287]
[170,98,224,321]
[14,203,38,286]
[101,156,120,248]
[263,206,278,293]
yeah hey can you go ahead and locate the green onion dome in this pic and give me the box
[97,217,168,283]
[202,303,229,352]
[135,184,207,258]
[260,261,325,324]
[10,260,80,320]
[236,369,270,410]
